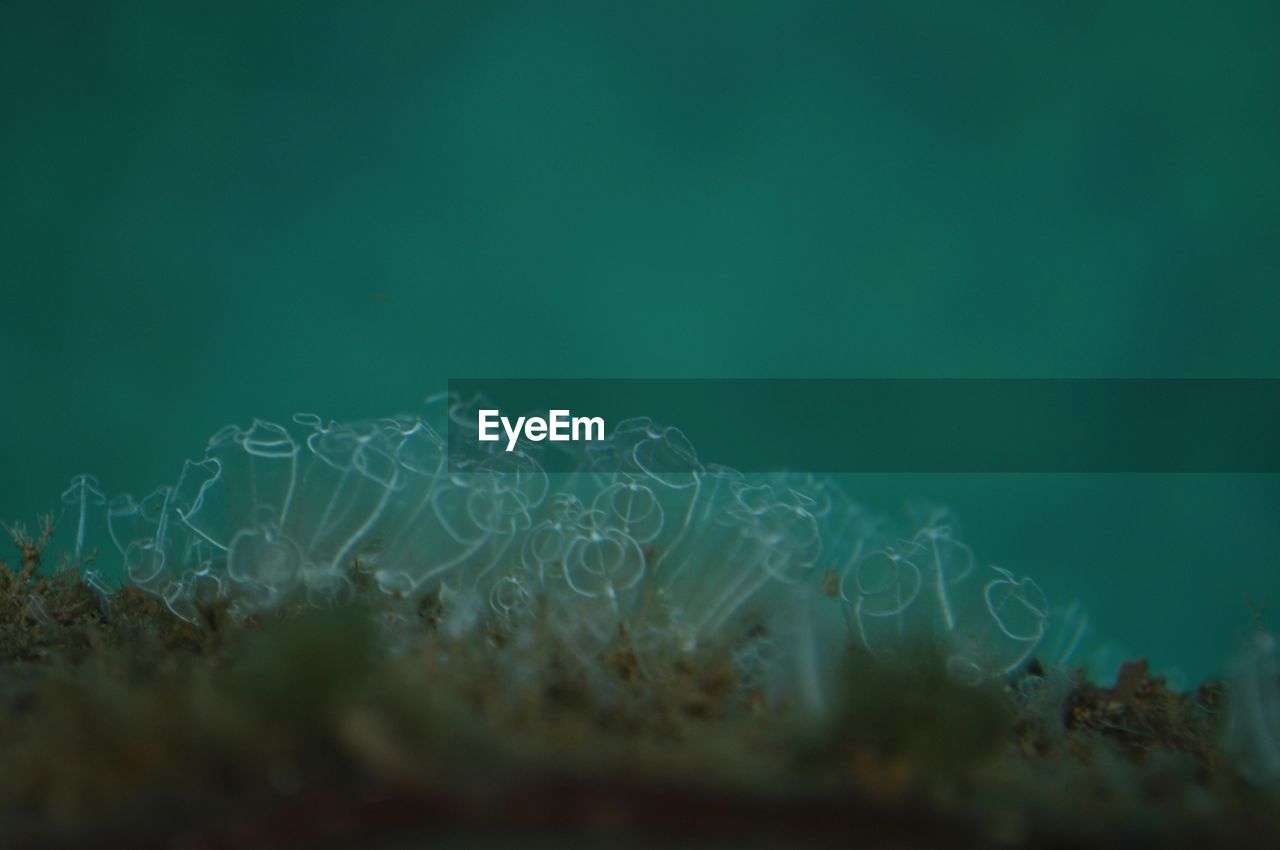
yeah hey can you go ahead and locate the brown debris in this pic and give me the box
[4,515,55,581]
[0,545,1276,849]
[1063,656,1222,771]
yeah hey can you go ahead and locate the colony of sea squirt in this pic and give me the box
[54,393,1087,715]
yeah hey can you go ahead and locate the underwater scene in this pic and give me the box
[1,3,1278,849]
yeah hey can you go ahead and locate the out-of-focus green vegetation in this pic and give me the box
[0,525,1276,849]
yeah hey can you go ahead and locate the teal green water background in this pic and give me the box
[1,2,1277,680]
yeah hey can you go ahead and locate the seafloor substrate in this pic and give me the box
[0,524,1275,850]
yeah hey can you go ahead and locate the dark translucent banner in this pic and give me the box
[446,379,1280,473]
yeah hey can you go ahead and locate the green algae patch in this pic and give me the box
[0,531,1277,849]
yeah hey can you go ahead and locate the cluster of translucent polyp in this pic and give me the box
[57,393,1087,699]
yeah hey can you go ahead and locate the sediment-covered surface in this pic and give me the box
[0,529,1275,850]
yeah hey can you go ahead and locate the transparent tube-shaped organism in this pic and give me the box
[946,565,1048,679]
[840,537,925,660]
[1224,629,1280,784]
[107,484,219,622]
[659,474,822,652]
[59,474,106,564]
[1039,601,1092,669]
[176,419,300,552]
[296,419,399,561]
[838,508,1047,679]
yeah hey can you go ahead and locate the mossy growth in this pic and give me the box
[0,524,1277,849]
